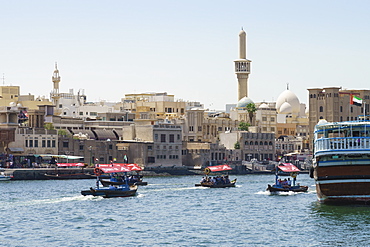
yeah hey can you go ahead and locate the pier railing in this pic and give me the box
[315,137,370,152]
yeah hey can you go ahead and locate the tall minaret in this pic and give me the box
[51,62,61,114]
[234,28,251,101]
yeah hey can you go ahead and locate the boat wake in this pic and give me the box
[255,190,300,196]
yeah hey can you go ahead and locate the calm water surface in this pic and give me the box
[1,174,370,246]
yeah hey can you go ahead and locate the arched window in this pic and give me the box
[264,141,268,145]
[260,141,263,145]
[319,106,324,112]
[255,141,258,145]
[250,141,253,145]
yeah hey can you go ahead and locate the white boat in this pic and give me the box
[312,118,370,203]
[0,172,12,181]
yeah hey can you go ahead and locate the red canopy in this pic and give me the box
[57,163,85,167]
[96,163,142,173]
[125,163,143,171]
[206,164,232,172]
[277,163,300,173]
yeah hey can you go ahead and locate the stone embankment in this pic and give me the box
[4,164,266,180]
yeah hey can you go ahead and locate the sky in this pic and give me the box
[1,1,370,110]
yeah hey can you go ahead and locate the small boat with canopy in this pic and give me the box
[81,163,137,198]
[99,163,147,186]
[266,163,308,193]
[195,164,237,188]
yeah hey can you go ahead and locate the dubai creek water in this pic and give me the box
[2,174,370,247]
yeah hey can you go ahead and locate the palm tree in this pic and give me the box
[246,103,257,124]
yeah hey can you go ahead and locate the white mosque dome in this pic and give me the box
[237,96,254,108]
[258,103,269,109]
[279,102,293,114]
[317,119,328,125]
[276,89,300,114]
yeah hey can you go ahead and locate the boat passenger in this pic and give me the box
[287,178,292,187]
[224,175,230,184]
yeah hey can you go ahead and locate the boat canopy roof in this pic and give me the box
[277,163,300,173]
[57,163,85,167]
[96,163,142,173]
[205,164,232,173]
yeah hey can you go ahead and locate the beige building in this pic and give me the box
[308,87,370,148]
[255,102,277,134]
[219,131,276,161]
[0,85,53,110]
[122,92,186,120]
[121,123,183,168]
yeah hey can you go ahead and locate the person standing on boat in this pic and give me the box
[287,178,292,187]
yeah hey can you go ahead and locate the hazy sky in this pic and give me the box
[1,1,370,110]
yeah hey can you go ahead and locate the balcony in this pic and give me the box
[314,137,370,154]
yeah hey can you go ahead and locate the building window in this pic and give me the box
[63,142,68,148]
[340,106,343,112]
[34,140,38,147]
[319,106,324,112]
[42,140,46,147]
[148,145,152,150]
[161,134,166,143]
[25,140,28,147]
[79,145,84,150]
[270,117,275,122]
[148,157,155,163]
[52,140,56,148]
[29,140,33,147]
[47,140,51,147]
[155,134,158,140]
[262,117,267,121]
[169,134,175,143]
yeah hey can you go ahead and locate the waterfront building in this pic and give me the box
[122,92,186,120]
[182,142,233,168]
[219,131,276,161]
[255,102,277,134]
[121,123,183,168]
[308,87,370,149]
[275,135,305,158]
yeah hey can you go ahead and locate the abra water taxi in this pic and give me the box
[81,164,137,198]
[195,164,237,188]
[44,163,95,179]
[98,163,147,186]
[267,163,308,193]
[312,119,370,203]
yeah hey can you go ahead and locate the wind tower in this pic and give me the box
[234,28,251,101]
[51,62,61,115]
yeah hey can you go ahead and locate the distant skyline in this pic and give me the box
[1,1,370,110]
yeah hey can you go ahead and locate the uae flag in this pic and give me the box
[351,95,363,106]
